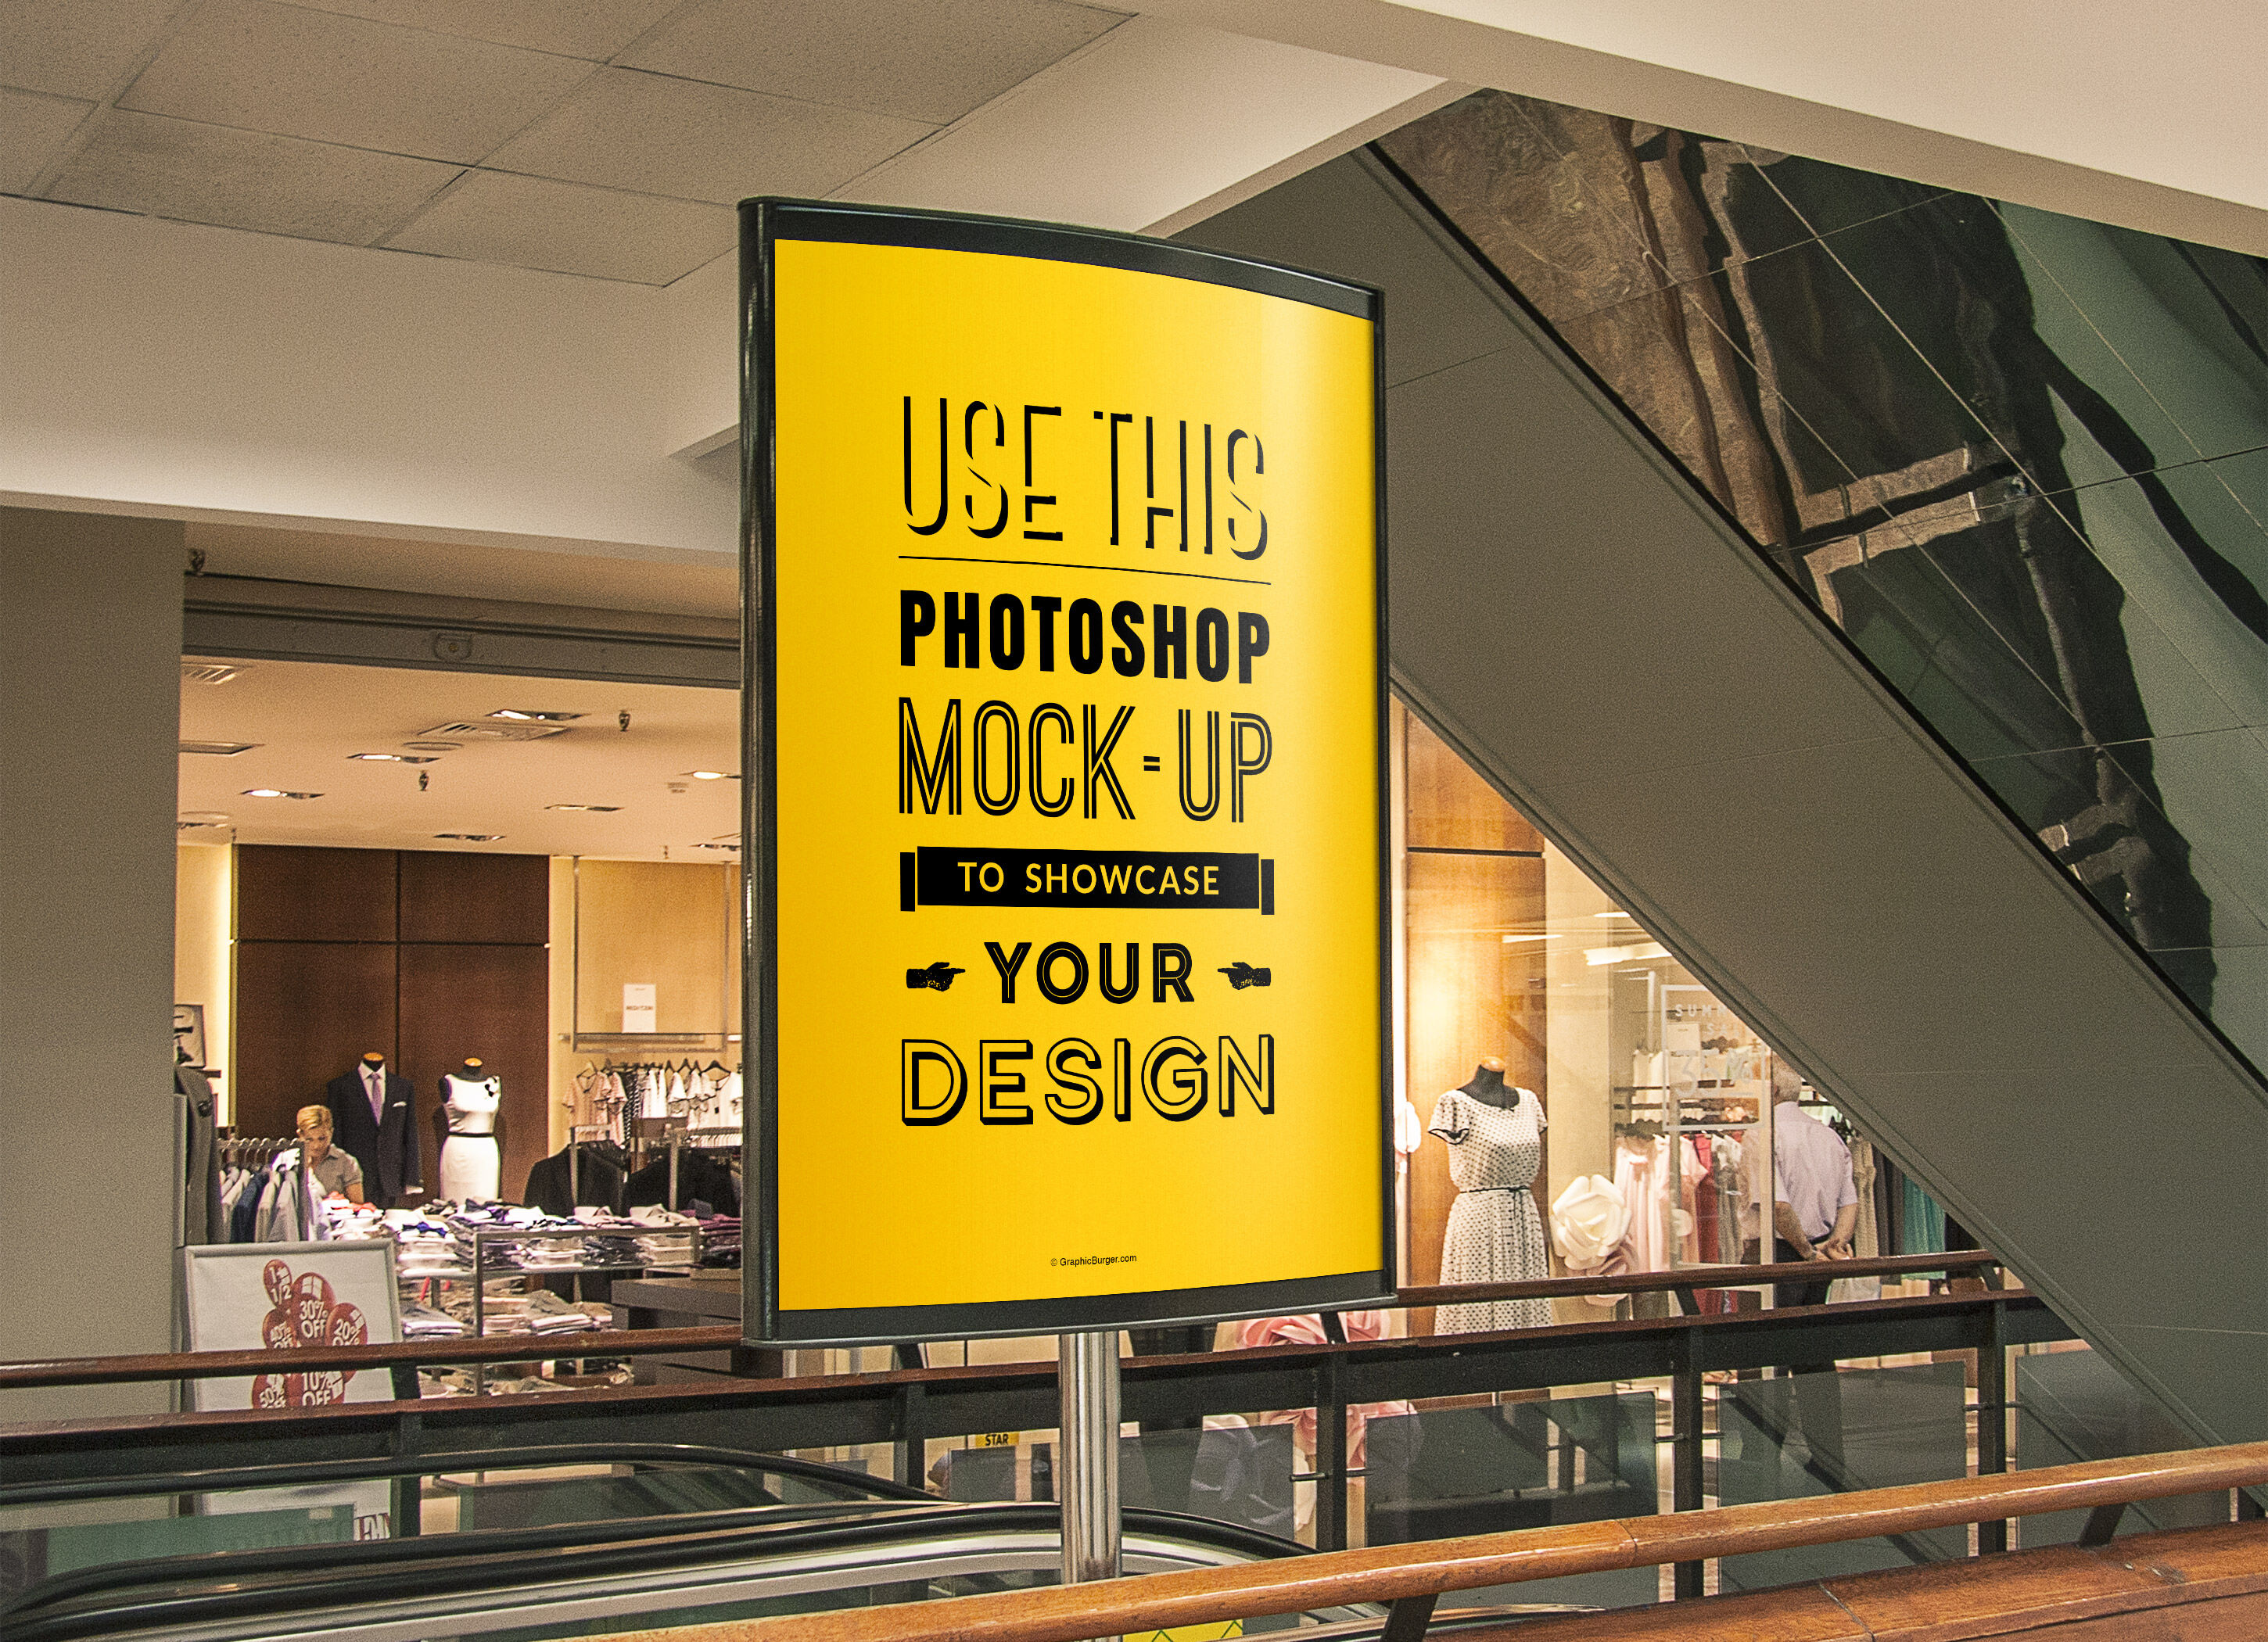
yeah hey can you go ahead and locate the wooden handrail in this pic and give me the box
[0,1251,1997,1389]
[0,1325,741,1388]
[1398,1248,1996,1307]
[580,1442,2268,1642]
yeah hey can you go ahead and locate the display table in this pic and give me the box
[609,1275,784,1383]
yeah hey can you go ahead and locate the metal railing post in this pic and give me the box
[1670,1335,1705,1598]
[1057,1331,1121,1586]
[1315,1350,1348,1551]
[895,1380,926,1491]
[1976,1300,2008,1554]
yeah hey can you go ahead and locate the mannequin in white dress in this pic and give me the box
[435,1059,504,1202]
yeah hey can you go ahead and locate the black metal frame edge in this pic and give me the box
[738,195,1395,1347]
[741,196,1379,319]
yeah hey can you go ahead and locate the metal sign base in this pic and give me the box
[1057,1329,1121,1590]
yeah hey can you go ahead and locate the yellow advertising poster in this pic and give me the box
[743,201,1388,1342]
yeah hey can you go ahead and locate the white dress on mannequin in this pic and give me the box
[438,1074,502,1202]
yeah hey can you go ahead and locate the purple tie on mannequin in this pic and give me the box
[366,1066,385,1123]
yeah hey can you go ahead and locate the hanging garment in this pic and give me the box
[1691,1134,1722,1265]
[1428,1088,1552,1334]
[1849,1136,1881,1259]
[1611,1135,1671,1272]
[1903,1176,1947,1254]
[178,1063,221,1243]
[1237,1312,1412,1468]
[523,1147,626,1217]
[230,1169,267,1242]
[253,1149,326,1242]
[623,1154,740,1217]
[438,1074,503,1202]
[1678,1136,1707,1264]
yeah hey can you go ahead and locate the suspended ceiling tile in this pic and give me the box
[0,0,192,101]
[486,67,932,206]
[117,0,594,165]
[292,0,688,59]
[623,0,1125,125]
[383,169,734,283]
[0,87,91,192]
[43,109,461,242]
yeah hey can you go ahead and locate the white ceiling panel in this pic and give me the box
[118,0,594,164]
[384,168,734,282]
[486,66,931,204]
[0,88,90,192]
[289,0,690,59]
[0,0,193,101]
[178,658,741,861]
[44,109,461,242]
[623,0,1124,124]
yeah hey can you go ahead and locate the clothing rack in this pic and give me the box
[563,1123,621,1203]
[219,1134,292,1164]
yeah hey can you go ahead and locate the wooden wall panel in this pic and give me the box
[572,859,734,1035]
[1401,706,1548,1332]
[1406,715,1545,853]
[397,942,551,1203]
[231,941,397,1141]
[235,844,397,942]
[399,850,548,945]
[1405,852,1547,1307]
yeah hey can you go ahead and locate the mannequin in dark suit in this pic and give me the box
[327,1053,422,1208]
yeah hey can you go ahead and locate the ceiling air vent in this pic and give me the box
[417,721,569,742]
[181,740,258,755]
[182,663,246,685]
[434,832,505,842]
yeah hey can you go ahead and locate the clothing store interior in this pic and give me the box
[175,642,1980,1393]
[176,652,749,1374]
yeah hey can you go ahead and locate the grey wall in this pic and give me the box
[1186,156,2268,1446]
[0,507,185,1418]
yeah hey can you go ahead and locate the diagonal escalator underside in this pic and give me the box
[1183,149,2268,1447]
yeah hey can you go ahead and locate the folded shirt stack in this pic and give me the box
[400,1303,471,1339]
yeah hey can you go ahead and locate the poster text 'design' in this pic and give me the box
[744,199,1391,1345]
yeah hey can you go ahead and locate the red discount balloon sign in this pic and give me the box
[248,1258,370,1408]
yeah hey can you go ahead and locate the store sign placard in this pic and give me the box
[181,1241,403,1533]
[741,199,1390,1344]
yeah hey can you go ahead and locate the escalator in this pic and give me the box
[1180,113,2268,1447]
[2,1453,1404,1642]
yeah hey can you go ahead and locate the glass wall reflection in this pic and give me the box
[1379,97,2268,1074]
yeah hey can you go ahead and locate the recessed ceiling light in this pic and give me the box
[181,740,257,756]
[432,832,504,842]
[1592,910,1631,918]
[685,770,738,780]
[1584,941,1669,967]
[1499,934,1551,944]
[488,709,584,722]
[691,841,741,851]
[350,752,440,763]
[546,804,622,812]
[243,788,322,800]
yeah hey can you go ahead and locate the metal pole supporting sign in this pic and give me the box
[1057,1329,1121,1593]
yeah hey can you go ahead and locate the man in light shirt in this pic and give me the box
[1742,1059,1860,1475]
[1765,1061,1861,1307]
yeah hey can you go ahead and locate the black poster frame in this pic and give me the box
[739,196,1392,1346]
